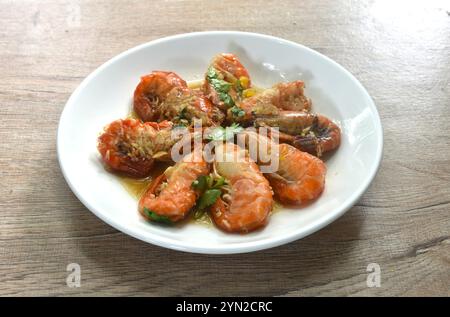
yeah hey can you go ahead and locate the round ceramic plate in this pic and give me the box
[57,31,382,254]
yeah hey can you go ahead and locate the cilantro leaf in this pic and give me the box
[193,175,223,193]
[206,67,219,80]
[210,78,231,93]
[206,123,243,141]
[143,207,172,225]
[206,67,235,108]
[173,107,190,126]
[212,176,226,189]
[197,189,221,210]
[192,175,209,192]
[220,92,235,107]
[178,107,188,119]
[192,175,227,219]
[206,127,226,141]
[230,106,245,117]
[235,78,244,96]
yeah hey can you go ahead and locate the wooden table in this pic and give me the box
[1,0,449,297]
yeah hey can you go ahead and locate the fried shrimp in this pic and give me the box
[203,53,251,111]
[134,70,225,126]
[138,151,210,223]
[133,71,188,122]
[229,81,312,125]
[209,143,273,233]
[97,119,179,178]
[267,143,326,205]
[242,130,326,205]
[162,87,225,126]
[254,111,341,156]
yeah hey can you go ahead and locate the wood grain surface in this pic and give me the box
[0,0,449,296]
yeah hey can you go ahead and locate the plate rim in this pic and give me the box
[57,31,383,254]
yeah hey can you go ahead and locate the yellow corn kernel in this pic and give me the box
[243,88,256,98]
[239,76,250,89]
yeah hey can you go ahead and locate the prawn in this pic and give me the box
[209,142,273,233]
[254,111,341,157]
[134,71,224,126]
[203,53,251,111]
[133,71,188,122]
[138,151,210,222]
[229,81,312,125]
[97,118,181,178]
[241,130,326,205]
[161,87,225,126]
[267,143,326,205]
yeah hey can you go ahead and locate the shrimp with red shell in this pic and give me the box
[254,111,341,157]
[138,151,210,223]
[268,143,326,205]
[242,130,326,205]
[229,81,312,125]
[203,53,251,111]
[228,79,339,156]
[134,71,224,126]
[97,118,182,178]
[162,86,225,126]
[209,142,273,233]
[133,71,187,122]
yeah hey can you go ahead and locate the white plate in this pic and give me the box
[57,31,383,254]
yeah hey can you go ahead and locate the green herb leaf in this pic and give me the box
[206,127,226,141]
[235,78,244,96]
[179,107,188,119]
[206,67,219,80]
[220,92,235,107]
[143,207,172,225]
[206,123,243,141]
[226,123,243,139]
[192,175,209,192]
[197,189,221,210]
[206,67,235,107]
[210,78,231,93]
[212,176,226,189]
[173,107,189,125]
[230,106,245,117]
